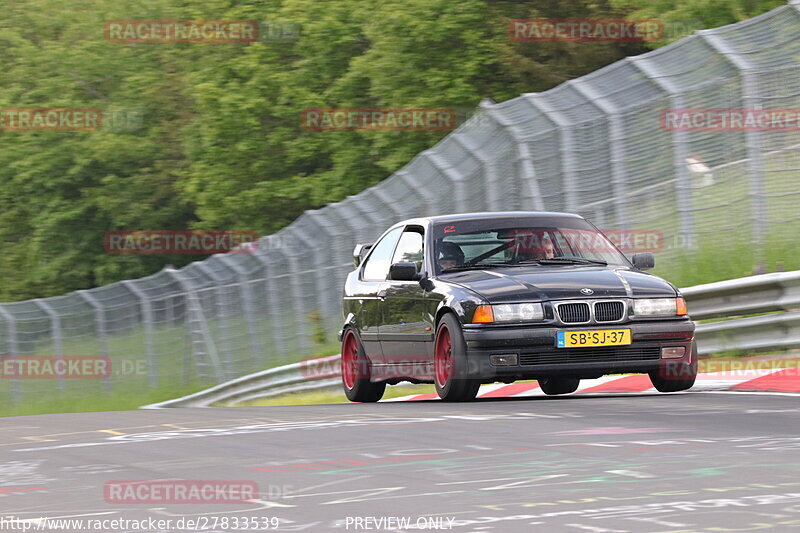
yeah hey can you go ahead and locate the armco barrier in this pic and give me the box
[682,270,800,319]
[144,271,800,408]
[142,355,340,408]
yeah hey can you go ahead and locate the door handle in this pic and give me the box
[377,289,387,300]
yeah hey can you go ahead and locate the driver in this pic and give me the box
[437,241,465,271]
[514,233,555,261]
[540,236,555,259]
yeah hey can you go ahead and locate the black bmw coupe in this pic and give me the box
[340,212,696,402]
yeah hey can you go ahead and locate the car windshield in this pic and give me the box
[433,216,630,273]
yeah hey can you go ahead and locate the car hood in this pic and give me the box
[441,266,677,303]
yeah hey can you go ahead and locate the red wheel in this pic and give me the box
[434,326,453,388]
[340,328,386,402]
[342,330,358,390]
[434,314,480,401]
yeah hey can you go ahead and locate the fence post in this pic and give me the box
[76,290,111,391]
[164,268,224,383]
[121,280,158,387]
[570,79,630,228]
[218,255,265,367]
[193,262,238,380]
[248,241,287,361]
[480,101,546,212]
[628,55,696,246]
[697,30,767,262]
[0,304,20,402]
[294,224,340,336]
[353,192,392,229]
[396,170,436,217]
[522,95,577,211]
[306,211,368,335]
[425,148,469,210]
[280,228,318,355]
[450,132,507,211]
[33,299,65,390]
[369,185,409,220]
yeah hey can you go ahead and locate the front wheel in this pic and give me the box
[341,329,385,402]
[434,313,480,402]
[649,343,698,392]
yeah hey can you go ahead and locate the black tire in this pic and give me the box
[649,343,698,393]
[538,377,580,395]
[434,313,481,402]
[341,328,386,402]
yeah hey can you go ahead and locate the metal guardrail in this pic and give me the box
[687,271,800,355]
[695,310,800,356]
[142,355,340,408]
[143,271,800,408]
[682,271,800,319]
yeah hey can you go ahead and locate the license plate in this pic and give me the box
[557,329,631,348]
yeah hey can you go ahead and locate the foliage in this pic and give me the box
[610,0,787,47]
[0,0,783,300]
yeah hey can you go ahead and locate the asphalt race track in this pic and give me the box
[2,392,800,532]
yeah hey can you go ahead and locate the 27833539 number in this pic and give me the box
[189,516,281,530]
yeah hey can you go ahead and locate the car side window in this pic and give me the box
[361,227,403,281]
[391,230,424,273]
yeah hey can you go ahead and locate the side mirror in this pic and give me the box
[352,242,373,268]
[631,252,655,270]
[388,262,420,281]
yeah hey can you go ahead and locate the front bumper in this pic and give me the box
[461,319,695,380]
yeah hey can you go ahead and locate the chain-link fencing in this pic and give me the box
[2,2,800,406]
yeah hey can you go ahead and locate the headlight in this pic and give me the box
[472,303,544,323]
[634,298,686,317]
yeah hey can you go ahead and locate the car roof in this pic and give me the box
[398,211,584,226]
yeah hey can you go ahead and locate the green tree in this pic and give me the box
[0,0,785,300]
[610,0,786,47]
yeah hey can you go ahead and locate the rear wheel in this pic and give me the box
[341,329,385,402]
[539,377,580,395]
[649,343,698,392]
[434,313,480,402]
